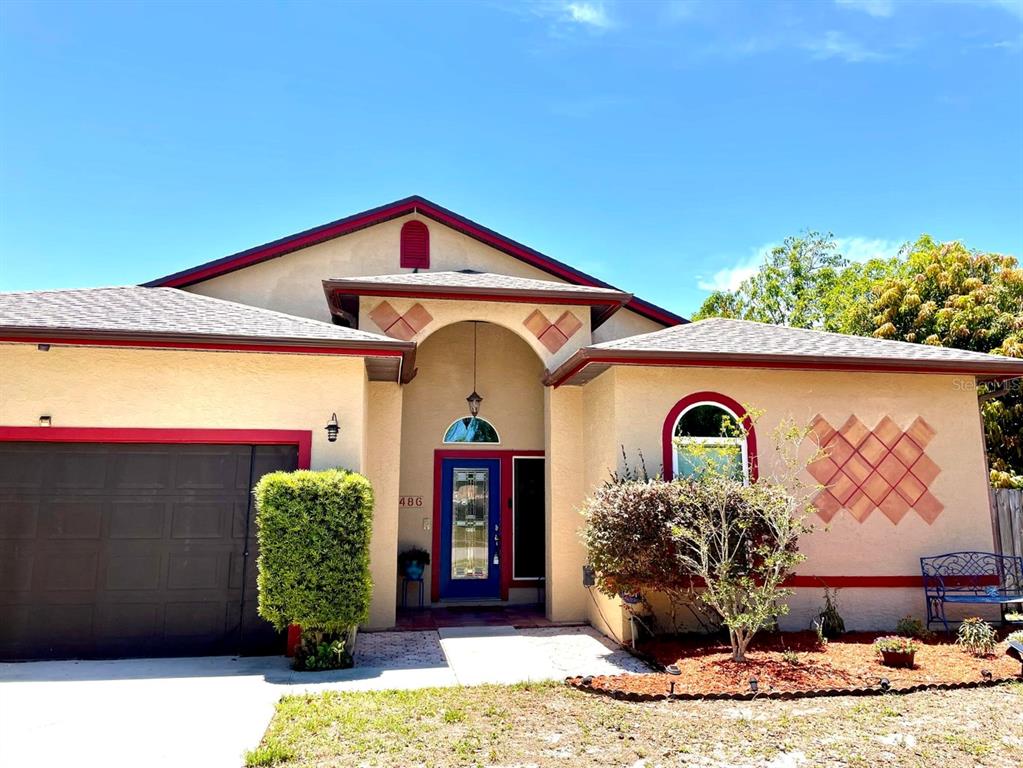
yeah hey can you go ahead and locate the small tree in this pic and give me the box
[583,414,820,662]
[254,469,374,668]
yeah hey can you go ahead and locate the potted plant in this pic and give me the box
[398,546,430,580]
[874,635,919,668]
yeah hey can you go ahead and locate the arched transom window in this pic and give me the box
[443,417,500,444]
[669,399,751,484]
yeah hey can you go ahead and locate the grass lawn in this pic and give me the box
[246,680,1023,767]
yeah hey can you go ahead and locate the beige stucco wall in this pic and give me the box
[361,297,591,372]
[562,365,995,634]
[397,321,545,602]
[361,381,404,628]
[0,343,366,471]
[183,212,662,344]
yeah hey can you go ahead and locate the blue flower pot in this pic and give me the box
[404,562,425,580]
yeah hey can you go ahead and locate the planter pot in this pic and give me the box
[880,650,915,668]
[619,592,642,605]
[404,562,425,580]
[286,623,302,657]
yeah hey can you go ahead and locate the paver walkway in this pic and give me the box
[0,625,648,768]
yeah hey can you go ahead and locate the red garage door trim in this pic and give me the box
[0,427,313,468]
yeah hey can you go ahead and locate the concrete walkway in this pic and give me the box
[0,625,648,768]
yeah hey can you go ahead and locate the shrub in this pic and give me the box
[254,468,374,666]
[816,588,845,639]
[956,617,997,657]
[895,615,934,640]
[1008,629,1023,644]
[874,636,920,654]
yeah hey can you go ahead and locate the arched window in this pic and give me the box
[400,220,430,269]
[443,417,500,444]
[661,392,757,484]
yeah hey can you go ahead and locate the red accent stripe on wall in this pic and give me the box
[0,335,405,359]
[0,427,313,469]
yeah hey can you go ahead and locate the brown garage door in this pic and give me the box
[0,441,297,660]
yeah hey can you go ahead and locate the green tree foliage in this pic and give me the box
[849,237,1023,477]
[697,234,1023,478]
[694,232,851,328]
[254,469,374,636]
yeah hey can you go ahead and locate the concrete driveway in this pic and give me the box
[0,626,646,768]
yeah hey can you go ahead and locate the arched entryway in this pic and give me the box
[397,321,547,605]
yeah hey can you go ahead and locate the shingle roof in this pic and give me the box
[326,270,629,296]
[0,286,403,346]
[547,317,1023,385]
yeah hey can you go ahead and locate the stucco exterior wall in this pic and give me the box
[564,365,995,633]
[183,212,661,344]
[361,381,404,628]
[0,344,366,471]
[360,297,591,372]
[397,321,545,602]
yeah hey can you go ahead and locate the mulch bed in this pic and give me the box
[568,631,1022,701]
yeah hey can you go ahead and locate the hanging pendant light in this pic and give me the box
[466,322,483,418]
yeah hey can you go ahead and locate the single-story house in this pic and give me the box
[2,195,1021,659]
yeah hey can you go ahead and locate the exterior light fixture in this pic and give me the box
[37,344,50,352]
[39,415,51,427]
[879,678,890,691]
[981,669,992,680]
[748,678,758,693]
[465,321,483,418]
[325,413,339,442]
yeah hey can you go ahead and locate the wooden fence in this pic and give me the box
[991,488,1023,560]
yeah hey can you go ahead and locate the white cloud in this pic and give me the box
[835,0,896,18]
[803,30,886,62]
[565,2,612,29]
[834,236,905,262]
[698,235,906,293]
[697,243,775,292]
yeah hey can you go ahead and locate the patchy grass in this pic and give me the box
[246,680,1023,767]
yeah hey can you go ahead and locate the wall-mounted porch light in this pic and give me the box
[37,344,50,352]
[325,413,339,442]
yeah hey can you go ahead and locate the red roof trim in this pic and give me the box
[0,334,406,358]
[0,427,313,469]
[326,287,625,307]
[545,351,1023,387]
[144,195,685,327]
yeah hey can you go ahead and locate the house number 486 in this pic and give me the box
[399,496,423,507]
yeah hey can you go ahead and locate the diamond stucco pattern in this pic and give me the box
[368,301,433,341]
[523,309,583,354]
[809,414,942,525]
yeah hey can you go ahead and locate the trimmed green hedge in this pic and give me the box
[254,469,374,635]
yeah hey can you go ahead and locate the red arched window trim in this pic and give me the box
[661,391,759,482]
[400,220,430,269]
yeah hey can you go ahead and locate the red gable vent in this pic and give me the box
[400,220,430,269]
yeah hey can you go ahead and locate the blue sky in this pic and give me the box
[1,0,1020,318]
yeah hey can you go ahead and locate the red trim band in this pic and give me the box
[0,427,313,469]
[0,335,406,359]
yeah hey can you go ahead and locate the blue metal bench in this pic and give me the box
[921,551,1023,633]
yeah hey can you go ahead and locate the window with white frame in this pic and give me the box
[672,402,749,484]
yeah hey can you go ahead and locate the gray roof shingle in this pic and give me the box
[545,317,1023,385]
[592,317,1022,367]
[0,286,402,346]
[324,270,630,298]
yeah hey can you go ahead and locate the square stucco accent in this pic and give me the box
[808,414,943,525]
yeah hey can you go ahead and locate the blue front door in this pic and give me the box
[439,458,501,600]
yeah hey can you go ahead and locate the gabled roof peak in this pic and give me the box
[144,196,685,328]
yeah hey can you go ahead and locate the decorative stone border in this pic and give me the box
[565,673,1022,702]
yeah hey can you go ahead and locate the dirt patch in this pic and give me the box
[570,631,1022,699]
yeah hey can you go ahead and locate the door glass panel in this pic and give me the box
[451,469,489,580]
